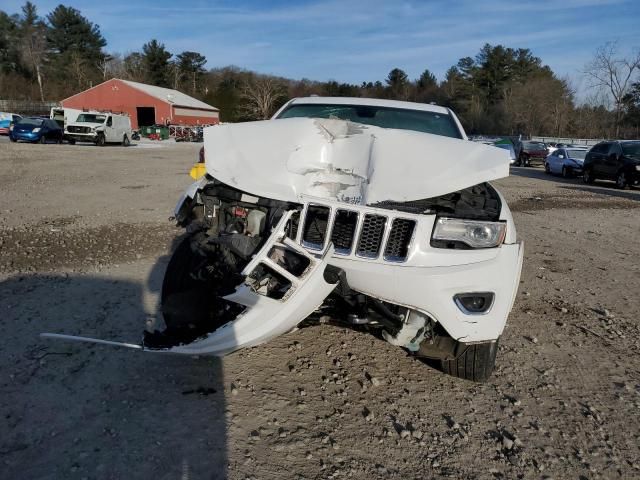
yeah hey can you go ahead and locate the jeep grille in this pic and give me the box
[297,203,415,262]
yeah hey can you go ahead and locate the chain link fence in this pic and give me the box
[0,100,58,116]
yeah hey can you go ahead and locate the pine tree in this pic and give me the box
[142,39,172,87]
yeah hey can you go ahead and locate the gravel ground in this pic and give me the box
[1,136,639,480]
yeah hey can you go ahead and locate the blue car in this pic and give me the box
[545,147,588,178]
[10,117,64,144]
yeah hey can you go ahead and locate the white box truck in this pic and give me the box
[50,107,82,129]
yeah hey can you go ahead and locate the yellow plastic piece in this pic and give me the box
[189,163,206,180]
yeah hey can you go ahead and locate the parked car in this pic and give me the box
[65,111,132,146]
[545,147,588,177]
[517,141,548,166]
[44,97,523,382]
[493,142,517,165]
[0,112,22,135]
[583,140,640,189]
[9,117,63,144]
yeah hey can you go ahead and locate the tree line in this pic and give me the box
[1,2,639,138]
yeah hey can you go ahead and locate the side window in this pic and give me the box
[106,116,112,127]
[593,143,609,154]
[608,143,622,156]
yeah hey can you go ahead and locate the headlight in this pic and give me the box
[432,218,506,249]
[635,165,640,171]
[32,128,41,133]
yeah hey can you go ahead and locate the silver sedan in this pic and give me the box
[545,147,588,178]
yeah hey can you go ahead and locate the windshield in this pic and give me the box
[566,149,587,160]
[277,104,462,139]
[621,142,640,156]
[17,118,44,127]
[76,113,106,123]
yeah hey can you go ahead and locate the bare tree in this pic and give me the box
[239,76,287,120]
[549,76,575,137]
[69,50,89,89]
[584,41,640,137]
[96,53,120,80]
[168,61,183,90]
[103,53,126,79]
[122,52,146,82]
[19,2,47,101]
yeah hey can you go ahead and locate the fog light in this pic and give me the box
[454,292,494,315]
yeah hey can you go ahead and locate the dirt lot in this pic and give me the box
[1,137,639,480]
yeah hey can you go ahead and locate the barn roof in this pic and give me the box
[120,80,218,111]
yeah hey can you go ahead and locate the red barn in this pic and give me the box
[61,78,219,129]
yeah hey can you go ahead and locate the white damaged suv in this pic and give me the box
[45,97,523,382]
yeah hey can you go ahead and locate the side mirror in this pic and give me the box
[608,153,618,161]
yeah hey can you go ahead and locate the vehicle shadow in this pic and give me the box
[0,249,229,479]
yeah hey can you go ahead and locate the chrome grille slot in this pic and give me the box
[356,214,387,258]
[383,218,415,261]
[301,205,330,250]
[330,210,358,254]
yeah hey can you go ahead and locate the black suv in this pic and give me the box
[583,141,640,189]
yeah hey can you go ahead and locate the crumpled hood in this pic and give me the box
[204,117,510,205]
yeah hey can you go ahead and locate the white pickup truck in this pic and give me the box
[65,111,132,146]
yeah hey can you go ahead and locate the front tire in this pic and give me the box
[562,166,570,178]
[96,134,105,147]
[39,136,46,144]
[122,135,130,147]
[583,168,595,184]
[160,236,244,336]
[615,171,628,189]
[439,340,499,382]
[519,154,528,167]
[544,162,551,174]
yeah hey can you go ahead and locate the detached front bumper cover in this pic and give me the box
[41,210,338,355]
